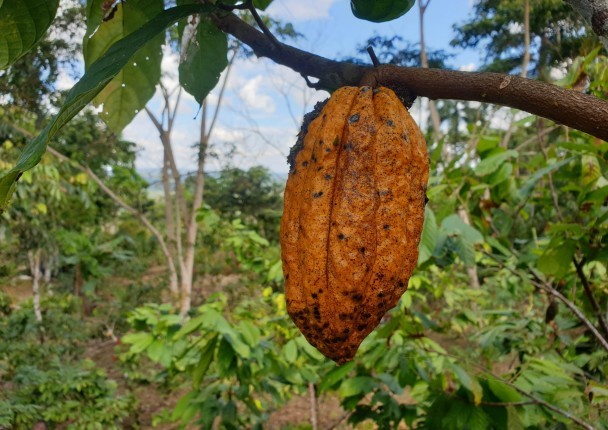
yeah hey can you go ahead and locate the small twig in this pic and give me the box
[366,46,380,67]
[573,257,608,340]
[324,412,351,430]
[246,0,282,49]
[537,119,563,221]
[301,74,325,90]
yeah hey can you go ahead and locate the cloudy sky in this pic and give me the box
[117,0,478,176]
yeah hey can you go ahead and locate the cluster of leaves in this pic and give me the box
[0,293,134,429]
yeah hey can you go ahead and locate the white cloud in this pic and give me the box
[267,0,338,21]
[238,75,276,113]
[459,63,477,72]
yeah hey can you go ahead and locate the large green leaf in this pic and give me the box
[179,16,228,105]
[517,157,573,201]
[474,150,518,176]
[418,206,438,264]
[0,4,213,213]
[0,0,59,69]
[350,0,415,23]
[84,0,164,133]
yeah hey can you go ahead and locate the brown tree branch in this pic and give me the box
[573,257,608,339]
[213,12,608,141]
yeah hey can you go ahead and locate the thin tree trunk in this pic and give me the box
[180,102,208,316]
[45,146,180,301]
[308,383,318,430]
[28,249,43,323]
[418,0,442,142]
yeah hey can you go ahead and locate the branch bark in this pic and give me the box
[213,12,608,141]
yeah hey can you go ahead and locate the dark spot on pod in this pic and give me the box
[383,224,390,230]
[359,247,366,254]
[377,190,391,197]
[339,313,349,320]
[319,140,324,145]
[398,280,406,289]
[377,273,385,280]
[323,114,327,120]
[377,302,385,309]
[352,293,363,302]
[401,133,410,142]
[338,233,346,240]
[332,137,339,146]
[302,161,309,167]
[356,324,367,331]
[318,289,323,293]
[344,143,353,151]
[285,274,290,280]
[349,113,360,123]
[313,191,324,198]
[387,120,394,126]
[311,293,318,299]
[323,322,330,329]
[362,313,371,319]
[317,166,322,171]
[324,174,332,180]
[292,169,297,175]
[343,328,350,334]
[325,148,332,153]
[311,154,317,163]
[377,292,384,298]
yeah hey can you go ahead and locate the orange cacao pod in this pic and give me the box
[280,86,429,364]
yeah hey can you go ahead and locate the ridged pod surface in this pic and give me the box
[280,86,429,364]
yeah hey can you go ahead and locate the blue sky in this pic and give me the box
[121,0,480,175]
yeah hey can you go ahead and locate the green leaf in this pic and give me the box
[441,214,483,243]
[350,0,415,23]
[475,150,518,176]
[451,364,483,405]
[418,206,438,264]
[282,339,298,363]
[122,332,154,354]
[318,361,355,392]
[0,0,59,69]
[537,241,575,278]
[339,376,377,397]
[253,0,273,10]
[0,3,213,213]
[487,378,522,403]
[179,17,228,105]
[517,157,573,201]
[84,0,164,133]
[192,336,217,386]
[580,155,601,186]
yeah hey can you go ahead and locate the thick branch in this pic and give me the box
[214,12,608,141]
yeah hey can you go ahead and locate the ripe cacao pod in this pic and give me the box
[280,86,429,364]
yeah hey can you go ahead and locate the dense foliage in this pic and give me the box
[0,0,607,429]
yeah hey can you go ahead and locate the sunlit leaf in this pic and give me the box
[84,0,164,133]
[0,4,213,212]
[0,0,59,69]
[179,16,228,105]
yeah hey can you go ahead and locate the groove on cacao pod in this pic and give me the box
[280,86,429,364]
